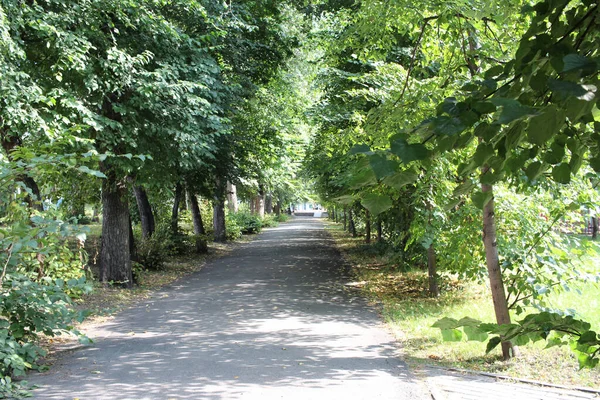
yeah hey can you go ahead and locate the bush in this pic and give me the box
[261,214,279,228]
[225,214,243,241]
[134,224,176,271]
[228,211,262,234]
[276,213,290,223]
[0,274,91,396]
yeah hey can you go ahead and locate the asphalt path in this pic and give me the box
[29,217,429,399]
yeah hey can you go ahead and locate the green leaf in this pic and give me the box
[471,190,493,209]
[349,144,372,155]
[441,329,463,342]
[578,331,598,345]
[382,171,418,189]
[457,317,483,327]
[464,326,488,342]
[453,180,476,197]
[514,334,530,346]
[333,195,355,205]
[473,143,495,166]
[390,138,429,163]
[527,105,566,145]
[369,154,398,179]
[548,79,597,101]
[360,193,393,216]
[485,336,502,353]
[432,317,459,330]
[562,54,597,73]
[348,168,377,189]
[77,166,107,178]
[551,163,571,184]
[525,161,545,181]
[484,65,504,79]
[431,116,467,136]
[490,98,538,125]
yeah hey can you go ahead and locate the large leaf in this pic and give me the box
[485,336,502,353]
[349,144,372,155]
[390,137,429,163]
[471,190,493,209]
[548,79,597,101]
[527,105,566,145]
[464,326,488,342]
[360,193,393,216]
[369,154,398,179]
[348,168,377,189]
[333,195,355,205]
[382,171,418,189]
[562,54,597,73]
[432,317,459,330]
[441,329,463,342]
[551,163,571,184]
[490,98,538,125]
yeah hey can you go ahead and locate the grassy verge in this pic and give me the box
[326,222,600,388]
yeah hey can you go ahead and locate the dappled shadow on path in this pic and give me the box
[30,217,426,400]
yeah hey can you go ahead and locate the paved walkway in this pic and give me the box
[29,217,428,399]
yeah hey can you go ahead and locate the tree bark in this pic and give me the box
[171,183,183,235]
[227,181,238,213]
[482,178,515,359]
[256,186,265,218]
[99,169,132,288]
[134,185,155,239]
[189,192,208,253]
[365,209,371,243]
[275,200,282,216]
[377,219,383,241]
[428,244,439,297]
[348,208,356,237]
[265,193,273,214]
[343,207,347,231]
[592,216,598,240]
[213,178,227,242]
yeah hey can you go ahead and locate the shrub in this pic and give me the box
[0,274,91,396]
[228,211,262,234]
[261,214,279,228]
[276,213,290,223]
[134,224,176,271]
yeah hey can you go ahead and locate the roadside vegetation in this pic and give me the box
[328,223,600,387]
[2,0,600,396]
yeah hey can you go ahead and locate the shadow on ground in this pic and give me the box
[29,218,427,399]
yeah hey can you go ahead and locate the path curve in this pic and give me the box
[29,217,428,399]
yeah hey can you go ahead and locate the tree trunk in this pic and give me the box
[343,207,347,231]
[428,244,439,297]
[377,219,383,241]
[348,208,356,237]
[171,183,183,235]
[227,181,238,213]
[129,214,137,262]
[482,179,515,359]
[265,193,273,214]
[189,192,208,253]
[365,209,371,243]
[592,216,598,240]
[249,198,255,214]
[134,185,155,239]
[275,200,282,216]
[256,187,265,218]
[99,169,132,288]
[213,178,227,242]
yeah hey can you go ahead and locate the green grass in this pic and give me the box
[326,222,600,388]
